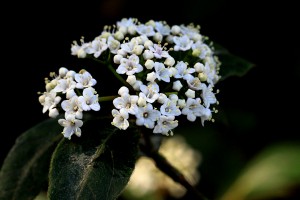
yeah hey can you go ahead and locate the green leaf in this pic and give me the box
[214,43,255,81]
[0,117,63,200]
[48,118,140,200]
[220,142,300,200]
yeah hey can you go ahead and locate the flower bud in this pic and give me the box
[146,72,156,82]
[171,25,181,35]
[153,32,163,42]
[145,59,154,69]
[192,49,201,57]
[143,50,154,60]
[126,75,136,85]
[185,89,195,98]
[198,72,207,82]
[118,86,129,96]
[194,62,204,72]
[172,80,183,91]
[164,56,175,67]
[144,40,153,49]
[113,54,123,64]
[114,31,124,41]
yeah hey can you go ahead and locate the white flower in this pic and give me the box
[187,77,202,90]
[154,62,171,82]
[108,36,120,54]
[78,87,100,111]
[135,103,161,129]
[174,61,195,81]
[41,91,61,114]
[52,78,76,99]
[155,21,171,35]
[153,115,178,136]
[148,44,169,59]
[139,83,160,103]
[116,54,143,75]
[199,107,212,126]
[200,84,217,108]
[111,108,130,130]
[173,35,193,51]
[192,41,211,59]
[160,99,181,116]
[74,71,97,89]
[61,96,83,119]
[71,40,90,58]
[136,24,155,36]
[113,93,138,115]
[182,98,203,122]
[58,116,83,139]
[85,37,108,58]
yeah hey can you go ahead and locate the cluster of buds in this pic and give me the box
[38,67,100,139]
[39,18,221,138]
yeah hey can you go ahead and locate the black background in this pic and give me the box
[2,0,300,198]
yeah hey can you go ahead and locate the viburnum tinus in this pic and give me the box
[39,18,221,139]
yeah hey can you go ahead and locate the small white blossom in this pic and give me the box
[74,71,97,89]
[85,37,108,58]
[173,35,193,51]
[139,83,160,103]
[149,44,169,59]
[116,54,143,75]
[154,62,171,82]
[153,115,178,136]
[78,87,100,111]
[160,99,181,116]
[174,61,195,81]
[182,98,203,122]
[113,93,138,115]
[135,103,161,129]
[58,116,83,139]
[61,96,83,119]
[111,109,130,130]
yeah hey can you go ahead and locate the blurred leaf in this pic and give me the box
[220,142,300,200]
[214,43,255,80]
[48,118,140,200]
[0,117,62,200]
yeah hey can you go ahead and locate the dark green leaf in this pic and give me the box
[48,118,140,200]
[0,117,63,200]
[214,43,255,81]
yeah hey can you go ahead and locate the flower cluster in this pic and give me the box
[38,67,100,139]
[71,18,221,136]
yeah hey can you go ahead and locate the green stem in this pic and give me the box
[98,95,118,102]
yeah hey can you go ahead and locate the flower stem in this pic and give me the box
[98,95,118,102]
[139,130,209,200]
